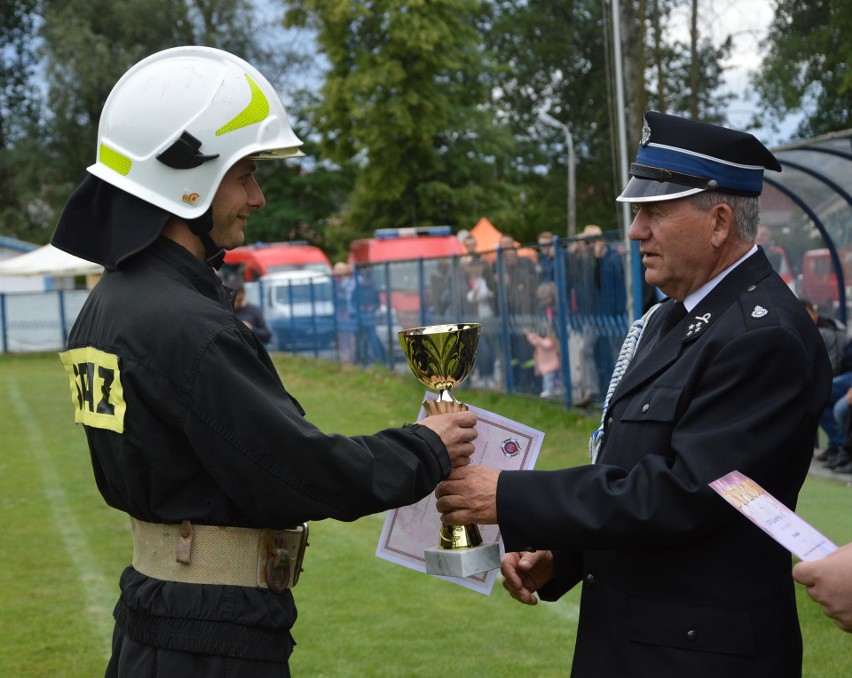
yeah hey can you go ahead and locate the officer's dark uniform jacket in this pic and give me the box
[496,249,832,677]
[62,237,452,661]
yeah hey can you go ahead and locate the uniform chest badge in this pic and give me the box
[751,305,768,318]
[686,312,712,339]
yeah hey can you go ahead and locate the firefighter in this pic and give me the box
[52,46,477,676]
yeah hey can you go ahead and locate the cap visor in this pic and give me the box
[616,177,704,203]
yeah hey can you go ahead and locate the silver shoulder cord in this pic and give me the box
[589,302,663,463]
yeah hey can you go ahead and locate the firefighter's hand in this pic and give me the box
[419,411,478,468]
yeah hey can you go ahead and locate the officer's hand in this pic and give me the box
[501,550,555,605]
[435,465,499,524]
[419,411,478,468]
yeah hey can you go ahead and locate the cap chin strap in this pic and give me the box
[186,208,225,269]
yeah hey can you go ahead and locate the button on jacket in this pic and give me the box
[496,249,831,677]
[64,237,452,661]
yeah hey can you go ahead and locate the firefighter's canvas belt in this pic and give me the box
[130,518,307,591]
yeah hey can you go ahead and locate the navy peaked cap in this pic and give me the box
[617,111,782,203]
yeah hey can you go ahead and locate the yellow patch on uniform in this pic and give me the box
[59,347,126,433]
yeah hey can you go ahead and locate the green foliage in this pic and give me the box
[485,0,620,238]
[0,0,45,241]
[244,140,357,251]
[286,0,519,237]
[751,0,852,138]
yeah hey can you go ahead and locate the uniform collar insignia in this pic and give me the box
[684,311,712,340]
[751,305,768,318]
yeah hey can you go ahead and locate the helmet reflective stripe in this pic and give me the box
[216,74,269,136]
[99,143,132,176]
[87,46,303,219]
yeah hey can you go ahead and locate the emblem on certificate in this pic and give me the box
[398,323,502,578]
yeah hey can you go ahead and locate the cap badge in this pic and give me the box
[751,305,768,318]
[640,121,652,147]
[686,312,712,339]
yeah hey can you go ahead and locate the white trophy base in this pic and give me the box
[424,542,501,578]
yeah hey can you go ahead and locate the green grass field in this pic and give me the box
[2,352,851,676]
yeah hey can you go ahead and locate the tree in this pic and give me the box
[486,0,735,241]
[0,0,44,241]
[285,0,519,237]
[39,0,264,199]
[642,0,731,123]
[484,0,625,239]
[751,0,852,139]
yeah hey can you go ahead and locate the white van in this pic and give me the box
[256,270,336,352]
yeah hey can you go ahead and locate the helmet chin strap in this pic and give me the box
[186,208,225,269]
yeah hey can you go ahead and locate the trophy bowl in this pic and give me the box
[397,323,480,416]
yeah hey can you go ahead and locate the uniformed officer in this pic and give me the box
[52,46,477,676]
[435,112,831,677]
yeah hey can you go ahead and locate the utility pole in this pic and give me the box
[538,112,576,238]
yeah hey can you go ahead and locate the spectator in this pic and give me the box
[568,225,627,406]
[756,224,786,274]
[526,281,561,398]
[233,284,271,344]
[494,234,539,394]
[801,298,852,468]
[354,267,387,365]
[801,298,847,375]
[536,230,557,283]
[463,256,497,387]
[526,328,560,398]
[333,261,356,362]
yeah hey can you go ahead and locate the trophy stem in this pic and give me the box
[422,398,466,417]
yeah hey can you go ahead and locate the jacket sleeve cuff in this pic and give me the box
[538,550,584,601]
[407,423,452,477]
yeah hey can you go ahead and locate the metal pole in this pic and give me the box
[567,129,576,238]
[538,112,576,238]
[611,0,641,321]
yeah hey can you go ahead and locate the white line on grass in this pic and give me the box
[9,378,115,657]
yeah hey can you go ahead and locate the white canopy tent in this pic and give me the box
[0,244,103,277]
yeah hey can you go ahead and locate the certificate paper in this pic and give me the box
[376,393,544,595]
[710,470,837,561]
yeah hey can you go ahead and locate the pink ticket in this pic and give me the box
[710,470,837,561]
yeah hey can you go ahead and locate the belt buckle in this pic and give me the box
[261,524,309,592]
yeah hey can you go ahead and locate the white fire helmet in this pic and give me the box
[87,46,304,218]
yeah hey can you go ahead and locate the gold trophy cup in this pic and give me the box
[398,323,501,578]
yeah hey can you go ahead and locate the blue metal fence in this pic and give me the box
[0,239,631,409]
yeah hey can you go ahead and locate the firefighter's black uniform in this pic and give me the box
[60,236,452,672]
